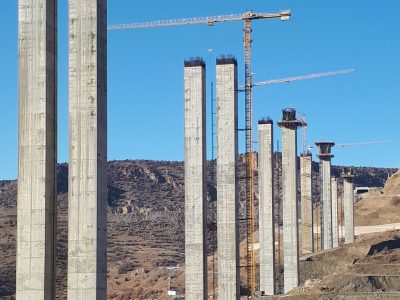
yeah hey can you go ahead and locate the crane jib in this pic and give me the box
[107,11,291,30]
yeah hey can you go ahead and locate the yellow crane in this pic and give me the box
[109,11,358,296]
[109,10,291,298]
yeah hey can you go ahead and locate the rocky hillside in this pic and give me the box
[0,157,397,299]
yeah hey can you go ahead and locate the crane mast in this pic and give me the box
[243,18,255,297]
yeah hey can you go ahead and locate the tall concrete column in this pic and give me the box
[184,59,207,300]
[300,154,313,255]
[17,1,57,298]
[258,119,275,295]
[278,108,301,294]
[216,57,239,300]
[342,172,355,244]
[331,177,339,248]
[315,142,335,250]
[68,0,107,298]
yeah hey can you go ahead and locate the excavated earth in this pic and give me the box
[282,230,400,300]
[277,169,400,299]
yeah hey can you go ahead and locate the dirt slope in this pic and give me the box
[286,230,400,300]
[355,170,400,226]
[383,170,400,195]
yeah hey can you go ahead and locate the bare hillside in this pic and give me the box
[0,158,397,299]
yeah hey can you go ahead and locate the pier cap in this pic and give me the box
[315,141,335,159]
[258,117,273,125]
[216,55,237,66]
[184,57,205,68]
[341,169,355,180]
[277,107,301,128]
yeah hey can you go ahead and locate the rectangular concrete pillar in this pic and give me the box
[321,159,332,250]
[331,177,339,248]
[258,119,275,295]
[342,173,355,244]
[300,154,313,255]
[17,1,57,299]
[68,0,107,298]
[216,57,239,300]
[315,142,334,251]
[278,108,301,294]
[184,59,207,300]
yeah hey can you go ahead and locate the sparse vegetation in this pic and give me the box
[0,159,397,298]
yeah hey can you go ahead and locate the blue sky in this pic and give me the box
[0,1,399,179]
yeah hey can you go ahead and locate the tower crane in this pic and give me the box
[295,113,308,156]
[109,10,291,298]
